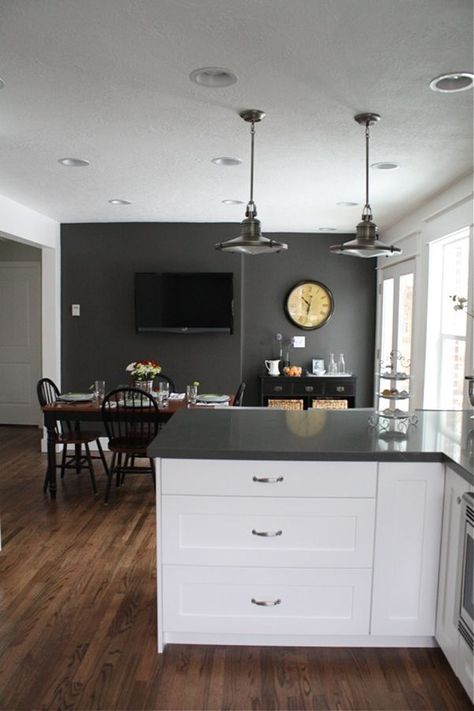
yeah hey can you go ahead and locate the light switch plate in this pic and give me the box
[292,336,306,348]
[71,304,80,317]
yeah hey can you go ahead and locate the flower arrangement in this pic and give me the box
[126,360,161,382]
[450,295,473,318]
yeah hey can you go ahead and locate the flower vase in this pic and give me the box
[135,380,154,393]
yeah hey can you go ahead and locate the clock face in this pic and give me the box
[284,280,334,330]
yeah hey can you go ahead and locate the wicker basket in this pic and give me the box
[267,398,304,411]
[312,398,348,409]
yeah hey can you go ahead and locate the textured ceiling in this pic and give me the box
[0,0,472,232]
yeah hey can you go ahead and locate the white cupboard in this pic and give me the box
[157,458,445,651]
[371,462,444,636]
[436,466,473,702]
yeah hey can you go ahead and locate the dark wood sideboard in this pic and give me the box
[259,375,356,409]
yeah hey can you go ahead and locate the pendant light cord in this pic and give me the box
[246,120,256,217]
[364,121,371,218]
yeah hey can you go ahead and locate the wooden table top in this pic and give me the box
[43,395,234,414]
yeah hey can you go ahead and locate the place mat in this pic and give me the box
[58,393,93,402]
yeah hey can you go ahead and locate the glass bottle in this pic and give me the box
[328,353,337,375]
[337,353,346,374]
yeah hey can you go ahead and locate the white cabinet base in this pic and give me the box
[159,632,436,652]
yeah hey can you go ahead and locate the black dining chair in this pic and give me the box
[101,387,160,503]
[37,377,108,494]
[233,381,246,407]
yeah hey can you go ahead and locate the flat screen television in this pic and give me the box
[135,272,234,334]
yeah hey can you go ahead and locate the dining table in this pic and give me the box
[42,393,234,499]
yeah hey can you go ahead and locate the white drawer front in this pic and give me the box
[160,459,377,498]
[162,496,376,568]
[163,566,372,636]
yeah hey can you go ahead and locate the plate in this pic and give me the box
[196,393,230,404]
[58,392,93,402]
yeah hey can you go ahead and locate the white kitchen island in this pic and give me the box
[149,408,473,700]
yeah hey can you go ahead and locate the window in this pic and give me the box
[424,227,471,409]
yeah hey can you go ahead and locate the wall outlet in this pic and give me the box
[71,304,80,317]
[292,336,306,348]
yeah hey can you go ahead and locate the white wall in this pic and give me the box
[376,174,474,409]
[0,194,61,387]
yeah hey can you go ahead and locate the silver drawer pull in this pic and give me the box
[251,598,281,607]
[336,386,345,392]
[274,385,283,392]
[304,386,314,392]
[252,476,284,483]
[252,528,282,537]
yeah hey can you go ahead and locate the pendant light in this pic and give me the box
[215,110,288,255]
[330,113,401,258]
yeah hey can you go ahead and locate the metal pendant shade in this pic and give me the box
[330,114,401,258]
[215,110,288,255]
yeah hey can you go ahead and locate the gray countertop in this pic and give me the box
[148,408,474,485]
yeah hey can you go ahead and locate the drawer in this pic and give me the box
[162,565,372,636]
[293,381,324,396]
[323,379,355,396]
[160,459,377,498]
[263,380,294,396]
[162,495,376,567]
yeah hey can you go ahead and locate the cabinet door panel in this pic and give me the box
[163,566,372,636]
[162,495,375,567]
[371,462,444,636]
[161,459,377,498]
[436,467,467,671]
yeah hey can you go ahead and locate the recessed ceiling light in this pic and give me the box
[371,161,399,170]
[336,201,359,207]
[222,199,244,205]
[211,156,242,166]
[429,72,474,93]
[58,157,90,167]
[108,199,131,205]
[189,67,238,87]
[318,227,337,232]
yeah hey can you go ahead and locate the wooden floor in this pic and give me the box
[0,426,472,711]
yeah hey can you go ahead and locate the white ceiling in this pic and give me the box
[0,0,472,233]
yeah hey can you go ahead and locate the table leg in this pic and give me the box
[46,420,57,499]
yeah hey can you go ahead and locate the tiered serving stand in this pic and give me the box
[369,351,417,436]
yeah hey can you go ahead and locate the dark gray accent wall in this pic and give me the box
[242,233,376,406]
[61,224,376,405]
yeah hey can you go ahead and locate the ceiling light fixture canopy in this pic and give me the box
[330,113,401,259]
[215,110,288,255]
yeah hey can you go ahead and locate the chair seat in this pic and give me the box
[108,437,152,456]
[56,430,103,445]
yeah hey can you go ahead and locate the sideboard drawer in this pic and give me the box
[324,380,355,396]
[162,495,375,567]
[262,381,294,396]
[161,459,377,498]
[293,381,324,396]
[162,565,372,636]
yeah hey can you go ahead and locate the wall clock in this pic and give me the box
[284,280,334,330]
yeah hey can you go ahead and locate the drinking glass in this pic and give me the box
[93,380,105,402]
[186,384,197,406]
[157,381,170,407]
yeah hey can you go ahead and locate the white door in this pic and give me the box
[0,262,41,425]
[378,258,415,409]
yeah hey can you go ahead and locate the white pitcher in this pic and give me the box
[265,359,281,376]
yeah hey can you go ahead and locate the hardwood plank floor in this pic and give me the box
[0,425,471,711]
